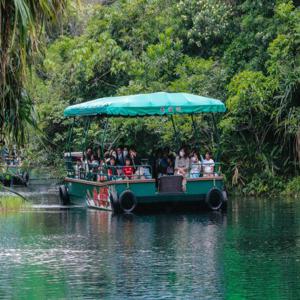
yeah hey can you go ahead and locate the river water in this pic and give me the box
[0,191,300,299]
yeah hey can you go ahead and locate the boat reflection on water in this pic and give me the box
[86,210,227,299]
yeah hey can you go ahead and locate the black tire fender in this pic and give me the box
[118,190,137,213]
[206,187,224,211]
[59,185,70,205]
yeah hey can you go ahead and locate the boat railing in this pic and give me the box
[65,159,222,182]
[195,162,221,177]
[69,163,153,181]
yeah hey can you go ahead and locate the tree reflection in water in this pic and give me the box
[0,197,299,299]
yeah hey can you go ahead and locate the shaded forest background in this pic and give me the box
[18,0,300,194]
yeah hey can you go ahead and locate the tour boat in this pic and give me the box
[59,92,228,213]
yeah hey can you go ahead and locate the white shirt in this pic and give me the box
[202,159,214,174]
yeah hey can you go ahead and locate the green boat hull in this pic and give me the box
[64,176,227,212]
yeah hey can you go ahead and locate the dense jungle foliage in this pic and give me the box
[25,0,299,195]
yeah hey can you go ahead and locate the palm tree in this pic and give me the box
[0,0,68,146]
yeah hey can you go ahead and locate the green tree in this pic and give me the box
[0,0,68,145]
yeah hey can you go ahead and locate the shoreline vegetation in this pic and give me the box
[282,176,300,198]
[0,184,28,212]
[0,196,27,212]
[1,1,299,197]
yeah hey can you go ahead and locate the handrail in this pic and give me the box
[66,159,222,182]
[71,163,153,181]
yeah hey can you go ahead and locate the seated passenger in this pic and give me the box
[161,149,169,175]
[116,147,125,166]
[110,149,117,159]
[107,156,118,180]
[202,152,215,176]
[190,152,201,178]
[143,166,152,179]
[122,157,134,179]
[86,148,93,162]
[155,148,169,177]
[175,147,189,192]
[174,147,190,177]
[97,160,107,182]
[89,155,99,180]
[134,165,152,179]
[123,147,129,158]
[104,151,110,164]
[166,155,174,175]
[91,154,99,167]
[129,147,140,166]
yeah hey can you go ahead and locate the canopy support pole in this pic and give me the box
[191,114,200,150]
[65,117,75,173]
[170,115,181,148]
[100,117,109,159]
[81,117,91,159]
[211,114,221,162]
[67,117,75,157]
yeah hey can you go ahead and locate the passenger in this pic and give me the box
[110,149,117,159]
[166,155,174,175]
[104,151,110,164]
[86,148,93,162]
[107,156,118,180]
[202,151,215,176]
[134,166,145,179]
[116,147,125,166]
[190,152,201,178]
[123,147,129,158]
[156,148,168,177]
[91,154,99,166]
[82,153,90,174]
[89,154,99,180]
[174,147,190,177]
[161,148,169,174]
[143,166,152,179]
[129,147,140,166]
[135,163,152,180]
[175,147,189,192]
[115,147,124,176]
[122,157,134,179]
[97,160,107,182]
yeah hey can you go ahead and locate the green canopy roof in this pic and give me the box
[64,92,226,117]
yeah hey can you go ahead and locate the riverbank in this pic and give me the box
[226,174,300,198]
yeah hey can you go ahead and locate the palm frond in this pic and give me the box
[0,0,68,146]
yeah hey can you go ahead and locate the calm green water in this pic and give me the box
[0,197,300,299]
